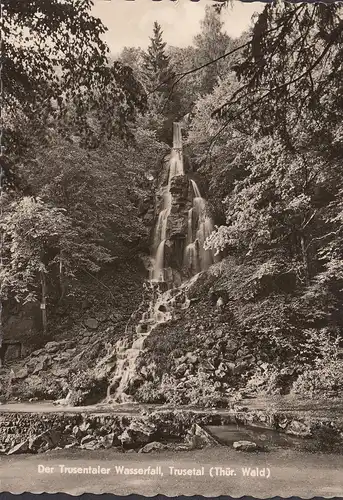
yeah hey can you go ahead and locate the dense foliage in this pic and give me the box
[2,0,147,153]
[2,0,343,400]
[184,2,343,395]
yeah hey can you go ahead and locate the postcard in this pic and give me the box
[0,0,343,496]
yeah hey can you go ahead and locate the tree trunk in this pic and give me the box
[40,270,47,335]
[300,235,310,286]
[59,251,66,301]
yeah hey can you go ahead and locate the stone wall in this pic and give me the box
[1,407,343,455]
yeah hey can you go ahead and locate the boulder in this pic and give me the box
[118,419,156,446]
[96,312,109,323]
[84,318,99,330]
[82,440,102,450]
[285,420,312,438]
[100,433,116,449]
[51,367,70,378]
[44,342,61,354]
[79,421,91,432]
[13,367,29,380]
[175,363,187,377]
[233,361,249,375]
[72,426,83,439]
[187,424,220,449]
[110,313,124,324]
[32,356,51,374]
[81,435,95,445]
[29,430,61,452]
[186,352,198,364]
[233,440,258,452]
[7,440,29,455]
[138,441,166,453]
[65,442,78,449]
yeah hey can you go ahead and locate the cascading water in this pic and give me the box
[151,123,184,282]
[184,180,215,275]
[106,122,216,403]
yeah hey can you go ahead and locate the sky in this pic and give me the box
[92,0,265,55]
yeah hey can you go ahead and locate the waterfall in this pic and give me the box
[184,180,215,274]
[106,122,216,404]
[151,123,184,282]
[107,281,190,403]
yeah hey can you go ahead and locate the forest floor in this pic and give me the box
[1,446,342,496]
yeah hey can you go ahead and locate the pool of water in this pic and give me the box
[206,423,342,454]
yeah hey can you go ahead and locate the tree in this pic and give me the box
[184,2,343,357]
[0,197,73,335]
[141,22,182,143]
[2,0,147,154]
[119,47,146,84]
[142,22,174,94]
[193,5,234,95]
[212,3,343,150]
[0,125,167,334]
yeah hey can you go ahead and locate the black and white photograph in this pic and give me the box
[0,0,343,496]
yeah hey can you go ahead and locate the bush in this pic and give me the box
[14,374,65,401]
[135,381,166,404]
[291,360,343,397]
[67,369,108,405]
[160,371,227,408]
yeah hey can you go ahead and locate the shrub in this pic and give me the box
[67,369,107,405]
[159,371,227,408]
[14,374,65,400]
[135,381,166,404]
[291,360,343,397]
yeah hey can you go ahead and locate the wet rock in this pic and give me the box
[138,441,166,453]
[7,440,29,455]
[233,440,258,452]
[167,213,188,240]
[84,318,99,330]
